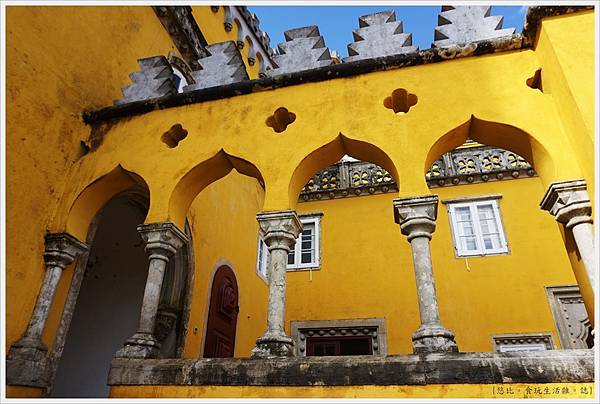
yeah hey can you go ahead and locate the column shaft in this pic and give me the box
[410,237,441,326]
[266,248,288,334]
[25,265,63,341]
[137,257,169,334]
[571,221,596,290]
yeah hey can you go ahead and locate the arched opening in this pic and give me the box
[51,170,195,397]
[289,133,399,206]
[169,149,264,229]
[51,190,150,398]
[424,116,555,189]
[203,265,239,358]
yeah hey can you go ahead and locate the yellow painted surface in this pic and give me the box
[183,171,268,358]
[5,6,595,398]
[535,11,595,197]
[110,383,595,399]
[192,6,261,79]
[5,386,44,398]
[5,6,179,352]
[291,178,575,354]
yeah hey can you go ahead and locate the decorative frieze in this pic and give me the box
[344,11,417,63]
[268,26,334,76]
[492,333,555,352]
[433,6,516,48]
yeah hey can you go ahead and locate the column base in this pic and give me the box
[251,333,295,358]
[412,324,458,354]
[6,337,51,388]
[114,332,162,359]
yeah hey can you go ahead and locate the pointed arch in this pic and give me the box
[168,150,264,228]
[288,133,399,206]
[424,115,556,185]
[66,165,150,240]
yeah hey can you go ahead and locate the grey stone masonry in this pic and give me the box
[393,196,458,354]
[114,56,178,105]
[268,26,334,76]
[7,233,88,388]
[183,41,249,91]
[115,222,189,359]
[252,211,302,358]
[344,11,417,63]
[433,6,515,48]
[541,179,595,296]
[108,349,594,386]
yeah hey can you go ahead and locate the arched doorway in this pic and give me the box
[50,193,149,398]
[203,265,239,358]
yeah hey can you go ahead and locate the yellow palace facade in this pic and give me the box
[3,4,596,399]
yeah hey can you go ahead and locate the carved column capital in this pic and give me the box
[541,179,592,229]
[137,222,189,260]
[393,195,438,241]
[43,232,88,269]
[257,210,303,252]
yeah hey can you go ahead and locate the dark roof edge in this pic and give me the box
[522,5,594,46]
[83,6,593,125]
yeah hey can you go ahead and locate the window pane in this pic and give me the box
[477,204,502,251]
[301,251,313,264]
[288,244,295,265]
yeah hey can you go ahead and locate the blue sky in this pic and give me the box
[249,6,527,57]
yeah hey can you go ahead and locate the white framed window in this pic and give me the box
[446,196,508,257]
[256,215,321,278]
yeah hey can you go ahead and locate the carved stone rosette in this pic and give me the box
[393,196,458,353]
[541,179,595,295]
[252,211,302,357]
[115,222,188,359]
[7,233,88,388]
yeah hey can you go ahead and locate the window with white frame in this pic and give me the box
[446,197,508,257]
[256,215,321,277]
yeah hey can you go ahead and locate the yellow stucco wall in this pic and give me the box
[110,383,594,399]
[5,6,595,399]
[289,177,575,354]
[5,6,179,352]
[192,6,261,79]
[183,172,267,358]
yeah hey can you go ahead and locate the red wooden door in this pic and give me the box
[203,266,239,358]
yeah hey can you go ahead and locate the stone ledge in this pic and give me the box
[108,349,594,387]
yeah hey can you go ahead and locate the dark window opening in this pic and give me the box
[306,336,372,356]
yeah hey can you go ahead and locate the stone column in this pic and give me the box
[251,210,302,357]
[541,179,596,294]
[7,233,88,387]
[115,222,188,359]
[393,195,458,354]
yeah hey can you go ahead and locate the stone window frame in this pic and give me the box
[491,332,555,352]
[442,194,510,258]
[256,212,323,282]
[291,318,387,357]
[545,284,592,349]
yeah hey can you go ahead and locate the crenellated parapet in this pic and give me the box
[268,26,334,76]
[433,6,515,47]
[114,56,178,105]
[183,42,249,91]
[344,11,417,63]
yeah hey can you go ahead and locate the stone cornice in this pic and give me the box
[108,349,594,386]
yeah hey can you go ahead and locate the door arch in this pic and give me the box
[203,265,239,358]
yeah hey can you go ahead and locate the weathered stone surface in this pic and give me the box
[183,41,249,91]
[268,26,334,76]
[393,196,458,354]
[152,6,209,70]
[108,349,594,386]
[344,11,417,63]
[252,211,302,358]
[114,56,178,105]
[433,6,515,48]
[522,6,594,46]
[115,222,189,359]
[7,233,88,388]
[541,179,595,295]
